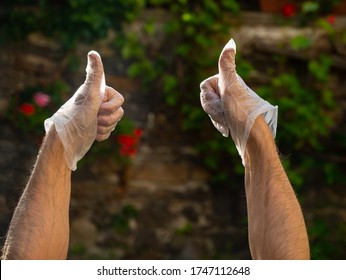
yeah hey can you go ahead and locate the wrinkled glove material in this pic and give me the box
[201,39,278,165]
[44,51,106,171]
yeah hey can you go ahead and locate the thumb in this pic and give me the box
[218,39,237,89]
[85,50,106,100]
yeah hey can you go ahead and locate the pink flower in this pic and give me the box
[33,92,51,108]
[282,3,296,17]
[19,103,35,116]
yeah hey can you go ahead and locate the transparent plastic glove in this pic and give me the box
[45,51,113,171]
[200,39,278,164]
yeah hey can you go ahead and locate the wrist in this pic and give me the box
[244,116,278,168]
[40,125,70,173]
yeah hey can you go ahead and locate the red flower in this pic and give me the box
[118,135,136,146]
[19,103,35,116]
[282,3,296,17]
[120,145,137,156]
[117,128,143,157]
[134,128,143,138]
[327,14,336,25]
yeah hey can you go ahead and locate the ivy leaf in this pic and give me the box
[308,55,332,82]
[290,35,312,50]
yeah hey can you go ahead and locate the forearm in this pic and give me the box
[2,126,71,259]
[244,116,310,259]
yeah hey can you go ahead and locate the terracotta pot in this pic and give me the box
[333,0,346,15]
[259,0,297,13]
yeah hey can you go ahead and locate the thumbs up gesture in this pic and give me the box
[200,39,278,164]
[45,51,124,170]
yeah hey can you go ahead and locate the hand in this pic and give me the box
[45,51,124,170]
[200,39,278,163]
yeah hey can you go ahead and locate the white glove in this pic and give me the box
[45,51,124,170]
[200,39,278,164]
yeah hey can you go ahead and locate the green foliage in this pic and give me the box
[116,0,240,101]
[256,51,341,188]
[301,0,341,16]
[308,217,346,259]
[111,204,138,234]
[70,243,87,255]
[116,0,241,187]
[290,35,312,50]
[301,1,320,14]
[281,0,341,26]
[300,0,341,24]
[175,222,192,236]
[0,0,144,48]
[308,55,333,82]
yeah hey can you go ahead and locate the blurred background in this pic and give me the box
[0,0,345,259]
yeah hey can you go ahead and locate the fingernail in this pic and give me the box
[86,50,101,73]
[86,54,95,74]
[88,50,101,61]
[223,38,236,53]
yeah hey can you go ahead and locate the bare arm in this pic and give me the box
[1,52,124,259]
[244,116,310,259]
[200,39,309,260]
[2,126,71,259]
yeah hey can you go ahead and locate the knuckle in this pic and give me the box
[118,107,124,117]
[117,93,125,104]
